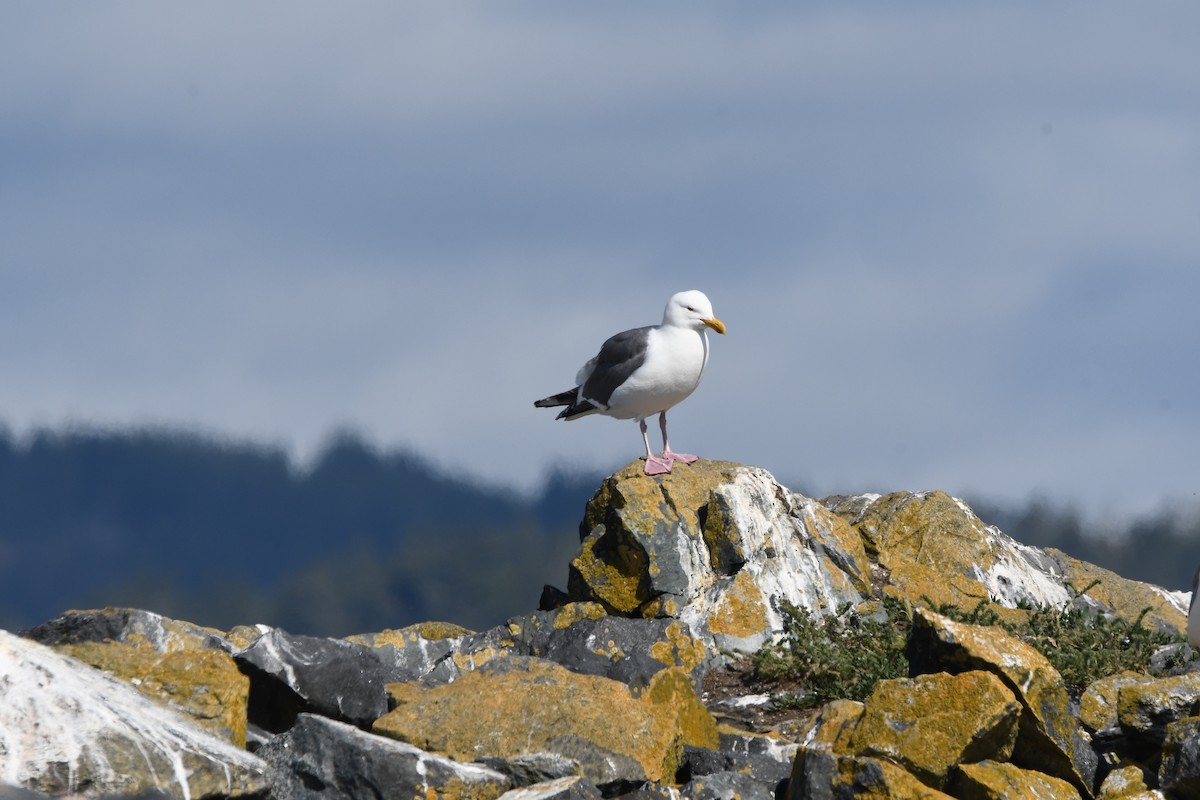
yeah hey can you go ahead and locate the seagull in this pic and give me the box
[534,289,726,475]
[1189,565,1200,649]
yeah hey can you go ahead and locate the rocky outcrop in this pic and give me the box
[566,461,871,653]
[259,712,511,800]
[3,458,1197,799]
[23,607,250,747]
[0,629,266,798]
[907,608,1098,793]
[565,463,1187,657]
[373,656,718,786]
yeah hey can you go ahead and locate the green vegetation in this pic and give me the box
[752,584,1187,709]
[751,598,911,709]
[931,581,1187,690]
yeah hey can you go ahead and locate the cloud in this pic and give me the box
[1,3,1198,518]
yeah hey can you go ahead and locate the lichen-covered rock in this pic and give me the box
[53,642,250,747]
[1116,672,1200,746]
[830,755,957,799]
[22,607,227,652]
[346,620,481,683]
[0,629,266,798]
[951,760,1082,800]
[846,671,1021,789]
[507,609,711,687]
[22,608,249,746]
[259,712,511,800]
[1081,672,1153,738]
[799,699,865,755]
[1045,549,1188,635]
[826,492,1188,635]
[566,460,866,652]
[1160,716,1200,797]
[827,491,1077,610]
[374,656,718,785]
[907,608,1097,794]
[233,626,389,731]
[1096,765,1161,800]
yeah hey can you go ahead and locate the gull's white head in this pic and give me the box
[663,290,726,334]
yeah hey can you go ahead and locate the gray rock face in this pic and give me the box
[22,607,226,652]
[0,630,266,798]
[259,713,511,800]
[515,612,710,688]
[497,776,604,800]
[1160,718,1200,798]
[679,771,774,800]
[233,627,388,731]
[479,753,581,787]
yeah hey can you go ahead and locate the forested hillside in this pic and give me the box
[0,426,1195,637]
[0,427,596,635]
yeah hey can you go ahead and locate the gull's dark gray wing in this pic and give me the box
[580,326,651,407]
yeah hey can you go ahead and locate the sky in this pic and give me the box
[2,3,1199,523]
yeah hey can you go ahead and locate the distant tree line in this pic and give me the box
[0,426,1195,637]
[0,427,593,636]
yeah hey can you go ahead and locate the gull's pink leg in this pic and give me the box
[659,411,697,466]
[641,418,672,475]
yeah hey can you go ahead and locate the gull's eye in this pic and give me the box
[686,305,696,312]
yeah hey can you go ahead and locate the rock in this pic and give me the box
[21,607,250,746]
[845,671,1021,789]
[566,461,867,651]
[613,784,685,800]
[800,699,865,754]
[1096,765,1161,799]
[907,608,1098,794]
[479,753,581,787]
[352,606,702,690]
[789,749,960,799]
[678,733,792,798]
[497,776,603,800]
[1081,672,1153,738]
[233,626,388,731]
[1045,549,1189,636]
[374,655,718,785]
[1159,716,1200,796]
[951,760,1082,800]
[258,712,511,800]
[714,726,797,787]
[827,490,1077,611]
[831,756,956,799]
[827,492,1188,634]
[54,641,251,748]
[507,609,712,688]
[0,629,266,798]
[1116,672,1200,746]
[22,607,227,651]
[788,747,838,800]
[679,771,774,800]
[346,620,482,684]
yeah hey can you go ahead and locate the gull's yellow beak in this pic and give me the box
[703,317,726,335]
